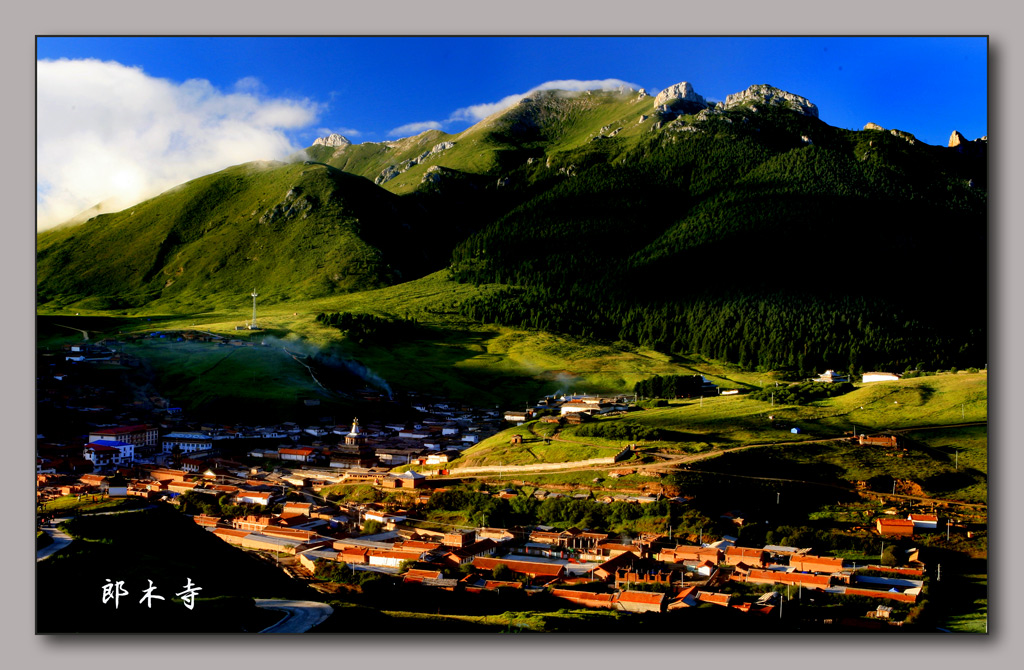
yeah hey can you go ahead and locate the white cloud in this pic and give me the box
[37,58,323,230]
[388,120,444,137]
[448,78,641,123]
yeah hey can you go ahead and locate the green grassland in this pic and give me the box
[39,494,149,515]
[40,271,711,409]
[457,422,622,468]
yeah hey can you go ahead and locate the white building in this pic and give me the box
[162,432,214,454]
[862,372,902,383]
[234,491,272,506]
[84,440,134,466]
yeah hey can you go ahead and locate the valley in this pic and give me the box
[36,78,988,634]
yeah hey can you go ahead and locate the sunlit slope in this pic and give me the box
[36,161,435,311]
[308,88,658,196]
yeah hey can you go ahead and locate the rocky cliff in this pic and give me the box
[724,84,819,118]
[313,133,352,148]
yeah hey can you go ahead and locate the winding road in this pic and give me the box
[36,519,74,561]
[255,599,333,633]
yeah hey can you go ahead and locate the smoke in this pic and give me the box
[37,58,323,230]
[263,335,393,398]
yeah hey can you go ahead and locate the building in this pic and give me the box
[162,432,214,455]
[908,514,939,530]
[862,372,902,383]
[344,417,369,447]
[84,440,134,467]
[813,369,849,383]
[876,518,915,537]
[616,590,667,614]
[724,546,767,568]
[234,491,273,506]
[279,447,316,463]
[88,424,159,455]
[788,554,844,574]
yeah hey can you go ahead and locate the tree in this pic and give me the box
[361,520,383,536]
[491,563,513,581]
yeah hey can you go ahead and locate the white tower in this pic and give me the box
[250,288,259,329]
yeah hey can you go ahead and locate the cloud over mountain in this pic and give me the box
[449,78,641,123]
[37,58,322,229]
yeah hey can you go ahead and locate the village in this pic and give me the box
[37,335,950,631]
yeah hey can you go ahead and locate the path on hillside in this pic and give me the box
[457,421,988,509]
[36,519,74,561]
[255,599,333,633]
[53,323,90,340]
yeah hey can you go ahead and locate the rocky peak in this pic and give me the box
[313,133,351,148]
[724,84,818,118]
[653,82,708,114]
[948,130,968,148]
[948,130,987,157]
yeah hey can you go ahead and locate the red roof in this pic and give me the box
[279,448,315,456]
[908,514,938,522]
[697,591,731,605]
[877,518,915,527]
[617,590,665,605]
[472,557,565,576]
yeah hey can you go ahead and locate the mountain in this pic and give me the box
[37,81,987,371]
[37,160,444,311]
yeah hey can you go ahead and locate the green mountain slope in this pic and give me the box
[37,161,438,311]
[37,82,987,373]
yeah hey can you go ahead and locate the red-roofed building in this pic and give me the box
[279,447,316,463]
[550,589,617,609]
[789,554,845,574]
[193,514,222,528]
[472,557,566,582]
[339,547,369,564]
[697,591,732,607]
[657,545,723,565]
[725,546,767,568]
[404,569,445,583]
[282,502,313,517]
[876,518,915,537]
[616,590,667,613]
[744,569,831,589]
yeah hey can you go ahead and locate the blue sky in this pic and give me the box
[36,36,987,228]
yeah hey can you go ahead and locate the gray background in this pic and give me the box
[4,1,1017,667]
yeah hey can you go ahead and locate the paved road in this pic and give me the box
[254,599,333,633]
[36,519,74,561]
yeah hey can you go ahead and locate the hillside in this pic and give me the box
[37,81,987,374]
[37,161,442,311]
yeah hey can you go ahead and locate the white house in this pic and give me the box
[908,513,939,529]
[364,510,408,525]
[863,372,902,383]
[234,491,272,506]
[84,440,134,466]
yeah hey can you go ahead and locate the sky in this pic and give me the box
[36,36,988,230]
